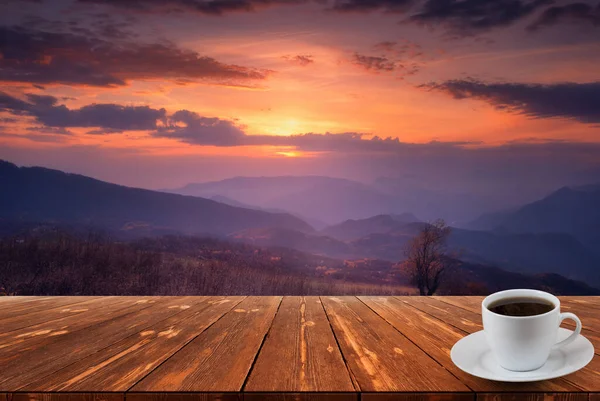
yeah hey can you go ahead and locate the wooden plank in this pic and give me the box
[127,393,241,401]
[475,394,588,401]
[0,297,142,334]
[362,394,473,401]
[19,296,245,391]
[9,394,123,401]
[245,296,355,392]
[0,297,163,354]
[426,297,600,355]
[561,297,600,309]
[433,296,481,314]
[131,296,281,392]
[561,301,600,334]
[433,296,600,333]
[320,296,469,392]
[589,393,600,401]
[244,394,357,401]
[398,296,483,333]
[403,297,600,392]
[0,297,100,320]
[0,297,201,390]
[362,296,580,392]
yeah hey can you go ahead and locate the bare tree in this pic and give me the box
[402,219,453,296]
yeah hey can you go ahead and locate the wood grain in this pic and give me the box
[0,297,163,356]
[127,393,242,401]
[8,394,123,401]
[475,391,590,399]
[0,297,144,334]
[131,296,281,392]
[362,296,580,392]
[0,297,100,320]
[433,296,482,314]
[20,296,245,391]
[361,394,473,401]
[423,296,600,355]
[1,296,599,398]
[0,297,200,390]
[245,296,355,392]
[320,296,469,392]
[561,301,600,334]
[403,297,600,392]
[396,296,483,334]
[244,393,357,401]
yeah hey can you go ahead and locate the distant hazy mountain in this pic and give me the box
[449,228,600,285]
[0,160,313,237]
[321,213,421,241]
[169,175,544,225]
[210,194,328,230]
[166,176,403,224]
[467,185,600,254]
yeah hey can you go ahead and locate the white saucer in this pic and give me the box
[451,328,595,382]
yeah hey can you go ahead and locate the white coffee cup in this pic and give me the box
[482,289,582,371]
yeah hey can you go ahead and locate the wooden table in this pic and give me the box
[0,296,598,401]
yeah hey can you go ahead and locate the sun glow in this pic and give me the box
[276,150,300,157]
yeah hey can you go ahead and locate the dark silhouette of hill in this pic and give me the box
[447,262,599,296]
[321,213,421,241]
[468,185,600,255]
[0,160,313,237]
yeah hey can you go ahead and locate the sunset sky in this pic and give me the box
[1,0,599,195]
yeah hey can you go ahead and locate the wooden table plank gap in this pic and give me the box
[319,296,362,392]
[357,297,477,393]
[239,297,285,392]
[125,296,247,393]
[10,297,204,391]
[395,297,471,336]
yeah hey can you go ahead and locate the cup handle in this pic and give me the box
[553,312,582,349]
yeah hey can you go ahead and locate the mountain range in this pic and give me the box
[467,184,600,255]
[2,159,599,291]
[0,161,312,237]
[166,175,549,224]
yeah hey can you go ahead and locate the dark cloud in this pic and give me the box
[528,2,600,30]
[409,0,553,36]
[155,110,247,146]
[3,91,465,152]
[352,53,397,72]
[86,128,124,135]
[0,92,166,130]
[153,109,472,152]
[422,80,600,123]
[282,54,315,66]
[373,41,398,52]
[351,52,421,77]
[0,26,270,87]
[330,0,414,13]
[76,0,309,15]
[25,126,74,136]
